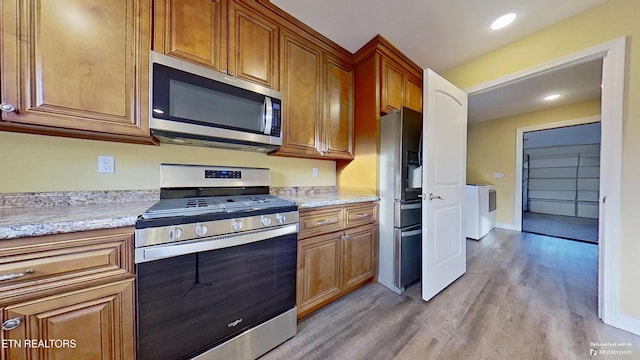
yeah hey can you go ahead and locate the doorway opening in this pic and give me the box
[465,37,626,328]
[522,123,601,243]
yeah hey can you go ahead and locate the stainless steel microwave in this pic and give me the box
[149,51,283,153]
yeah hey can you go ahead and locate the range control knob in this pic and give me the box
[276,214,286,224]
[232,220,243,231]
[168,226,183,240]
[195,224,208,237]
[261,216,272,227]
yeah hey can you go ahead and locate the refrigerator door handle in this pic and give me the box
[401,229,422,237]
[400,203,422,210]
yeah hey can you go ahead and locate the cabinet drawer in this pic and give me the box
[299,208,344,239]
[345,203,378,228]
[0,229,134,301]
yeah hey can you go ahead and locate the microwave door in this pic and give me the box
[263,97,273,135]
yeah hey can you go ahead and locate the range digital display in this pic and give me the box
[205,170,242,179]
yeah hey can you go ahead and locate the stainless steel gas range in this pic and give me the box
[135,164,298,360]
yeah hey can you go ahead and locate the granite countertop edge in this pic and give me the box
[0,201,157,241]
[0,192,379,240]
[285,194,380,209]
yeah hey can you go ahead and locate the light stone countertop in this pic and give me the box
[0,201,157,240]
[280,193,379,209]
[0,190,378,240]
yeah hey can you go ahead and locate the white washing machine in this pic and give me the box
[465,184,496,240]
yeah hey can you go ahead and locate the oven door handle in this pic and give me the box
[136,224,298,263]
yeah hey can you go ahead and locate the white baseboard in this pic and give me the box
[609,313,640,336]
[495,222,519,231]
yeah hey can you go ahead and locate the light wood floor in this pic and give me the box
[261,229,639,360]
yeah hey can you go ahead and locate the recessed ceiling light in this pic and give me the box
[491,12,517,30]
[543,94,561,101]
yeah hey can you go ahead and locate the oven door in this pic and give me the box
[136,230,297,360]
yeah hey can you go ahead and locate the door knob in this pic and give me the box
[428,193,444,201]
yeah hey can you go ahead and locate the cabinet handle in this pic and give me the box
[0,269,34,281]
[229,71,235,76]
[0,103,16,113]
[356,213,370,218]
[2,317,22,331]
[314,219,330,225]
[341,234,351,240]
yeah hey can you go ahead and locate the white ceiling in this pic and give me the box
[468,59,603,123]
[271,0,605,72]
[271,0,606,124]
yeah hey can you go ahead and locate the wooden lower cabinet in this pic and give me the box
[296,232,342,314]
[0,228,136,360]
[2,279,135,360]
[342,224,377,292]
[296,202,378,318]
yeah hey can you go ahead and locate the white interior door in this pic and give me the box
[422,69,468,301]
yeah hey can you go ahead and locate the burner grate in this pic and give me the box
[140,194,295,220]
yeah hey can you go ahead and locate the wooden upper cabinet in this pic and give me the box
[405,73,423,112]
[381,57,405,114]
[153,0,227,71]
[381,56,423,114]
[272,30,353,160]
[277,30,322,157]
[154,0,279,89]
[0,0,151,142]
[323,55,353,159]
[228,2,279,89]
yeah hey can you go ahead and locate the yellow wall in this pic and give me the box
[467,99,600,225]
[0,132,336,192]
[444,0,640,320]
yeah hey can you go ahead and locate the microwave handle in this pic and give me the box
[263,97,273,135]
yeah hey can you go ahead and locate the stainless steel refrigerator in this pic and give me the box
[378,107,423,294]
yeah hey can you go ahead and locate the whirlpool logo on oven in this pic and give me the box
[228,318,243,328]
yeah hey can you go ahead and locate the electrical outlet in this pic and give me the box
[98,155,115,174]
[312,168,318,177]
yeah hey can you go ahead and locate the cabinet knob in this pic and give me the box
[0,103,16,113]
[2,317,22,331]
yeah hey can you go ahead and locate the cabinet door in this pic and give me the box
[380,57,405,114]
[322,55,354,159]
[275,30,322,157]
[405,73,423,113]
[153,0,227,71]
[0,0,151,140]
[228,2,279,89]
[2,279,135,360]
[297,232,342,317]
[342,224,377,291]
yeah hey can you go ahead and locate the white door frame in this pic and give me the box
[464,37,627,330]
